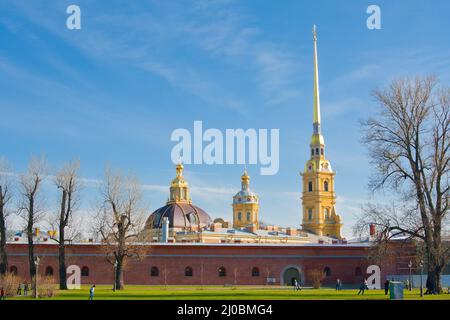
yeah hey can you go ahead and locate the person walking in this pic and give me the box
[16,283,22,296]
[0,287,5,300]
[336,279,342,291]
[358,280,366,295]
[384,279,390,295]
[293,279,298,291]
[89,284,96,300]
[295,279,301,291]
[24,283,29,296]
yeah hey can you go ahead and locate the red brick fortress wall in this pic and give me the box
[5,243,404,286]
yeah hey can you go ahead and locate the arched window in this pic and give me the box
[308,181,313,192]
[45,266,54,276]
[218,267,226,277]
[251,267,260,277]
[324,180,329,192]
[324,208,330,220]
[355,267,362,276]
[311,149,314,156]
[238,212,242,221]
[188,212,198,224]
[321,148,324,155]
[81,266,89,277]
[9,266,18,275]
[151,266,159,277]
[246,212,251,221]
[324,267,331,277]
[315,148,319,155]
[185,266,193,277]
[308,208,313,220]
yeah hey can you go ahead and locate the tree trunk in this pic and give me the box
[27,232,35,279]
[426,249,443,294]
[426,268,442,294]
[423,229,444,294]
[58,190,68,289]
[115,258,124,290]
[58,240,67,289]
[0,196,7,275]
[27,198,36,280]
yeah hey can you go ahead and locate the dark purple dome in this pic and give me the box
[145,203,212,230]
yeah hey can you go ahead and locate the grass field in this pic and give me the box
[8,285,450,300]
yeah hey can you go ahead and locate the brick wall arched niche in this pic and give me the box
[280,265,305,286]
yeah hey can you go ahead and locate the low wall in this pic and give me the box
[386,275,450,288]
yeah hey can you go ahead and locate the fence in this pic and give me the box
[386,274,450,288]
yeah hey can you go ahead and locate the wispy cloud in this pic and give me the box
[321,97,366,119]
[331,47,450,89]
[4,0,302,111]
[175,2,302,106]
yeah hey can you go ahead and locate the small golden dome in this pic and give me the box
[241,168,250,182]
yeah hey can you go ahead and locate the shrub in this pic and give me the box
[38,276,58,298]
[0,272,22,296]
[307,269,325,289]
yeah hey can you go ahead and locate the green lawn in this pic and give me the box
[9,285,450,300]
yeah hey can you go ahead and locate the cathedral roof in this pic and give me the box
[145,163,213,230]
[145,202,212,229]
[233,190,258,203]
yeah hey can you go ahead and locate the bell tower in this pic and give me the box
[301,25,342,239]
[232,168,259,229]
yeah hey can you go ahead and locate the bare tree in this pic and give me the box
[18,156,47,280]
[49,160,81,290]
[0,158,12,275]
[359,75,450,293]
[94,168,147,290]
[355,203,424,271]
[307,269,325,289]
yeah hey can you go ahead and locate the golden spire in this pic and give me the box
[311,24,324,148]
[313,24,321,129]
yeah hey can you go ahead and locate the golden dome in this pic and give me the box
[241,168,250,182]
[234,168,258,204]
[146,162,212,231]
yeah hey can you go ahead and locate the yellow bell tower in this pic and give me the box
[301,25,342,239]
[232,168,259,229]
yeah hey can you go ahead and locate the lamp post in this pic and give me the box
[164,264,167,289]
[113,261,118,292]
[408,260,412,291]
[34,256,40,299]
[201,262,204,290]
[419,260,424,297]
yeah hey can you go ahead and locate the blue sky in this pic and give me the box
[1,0,450,238]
